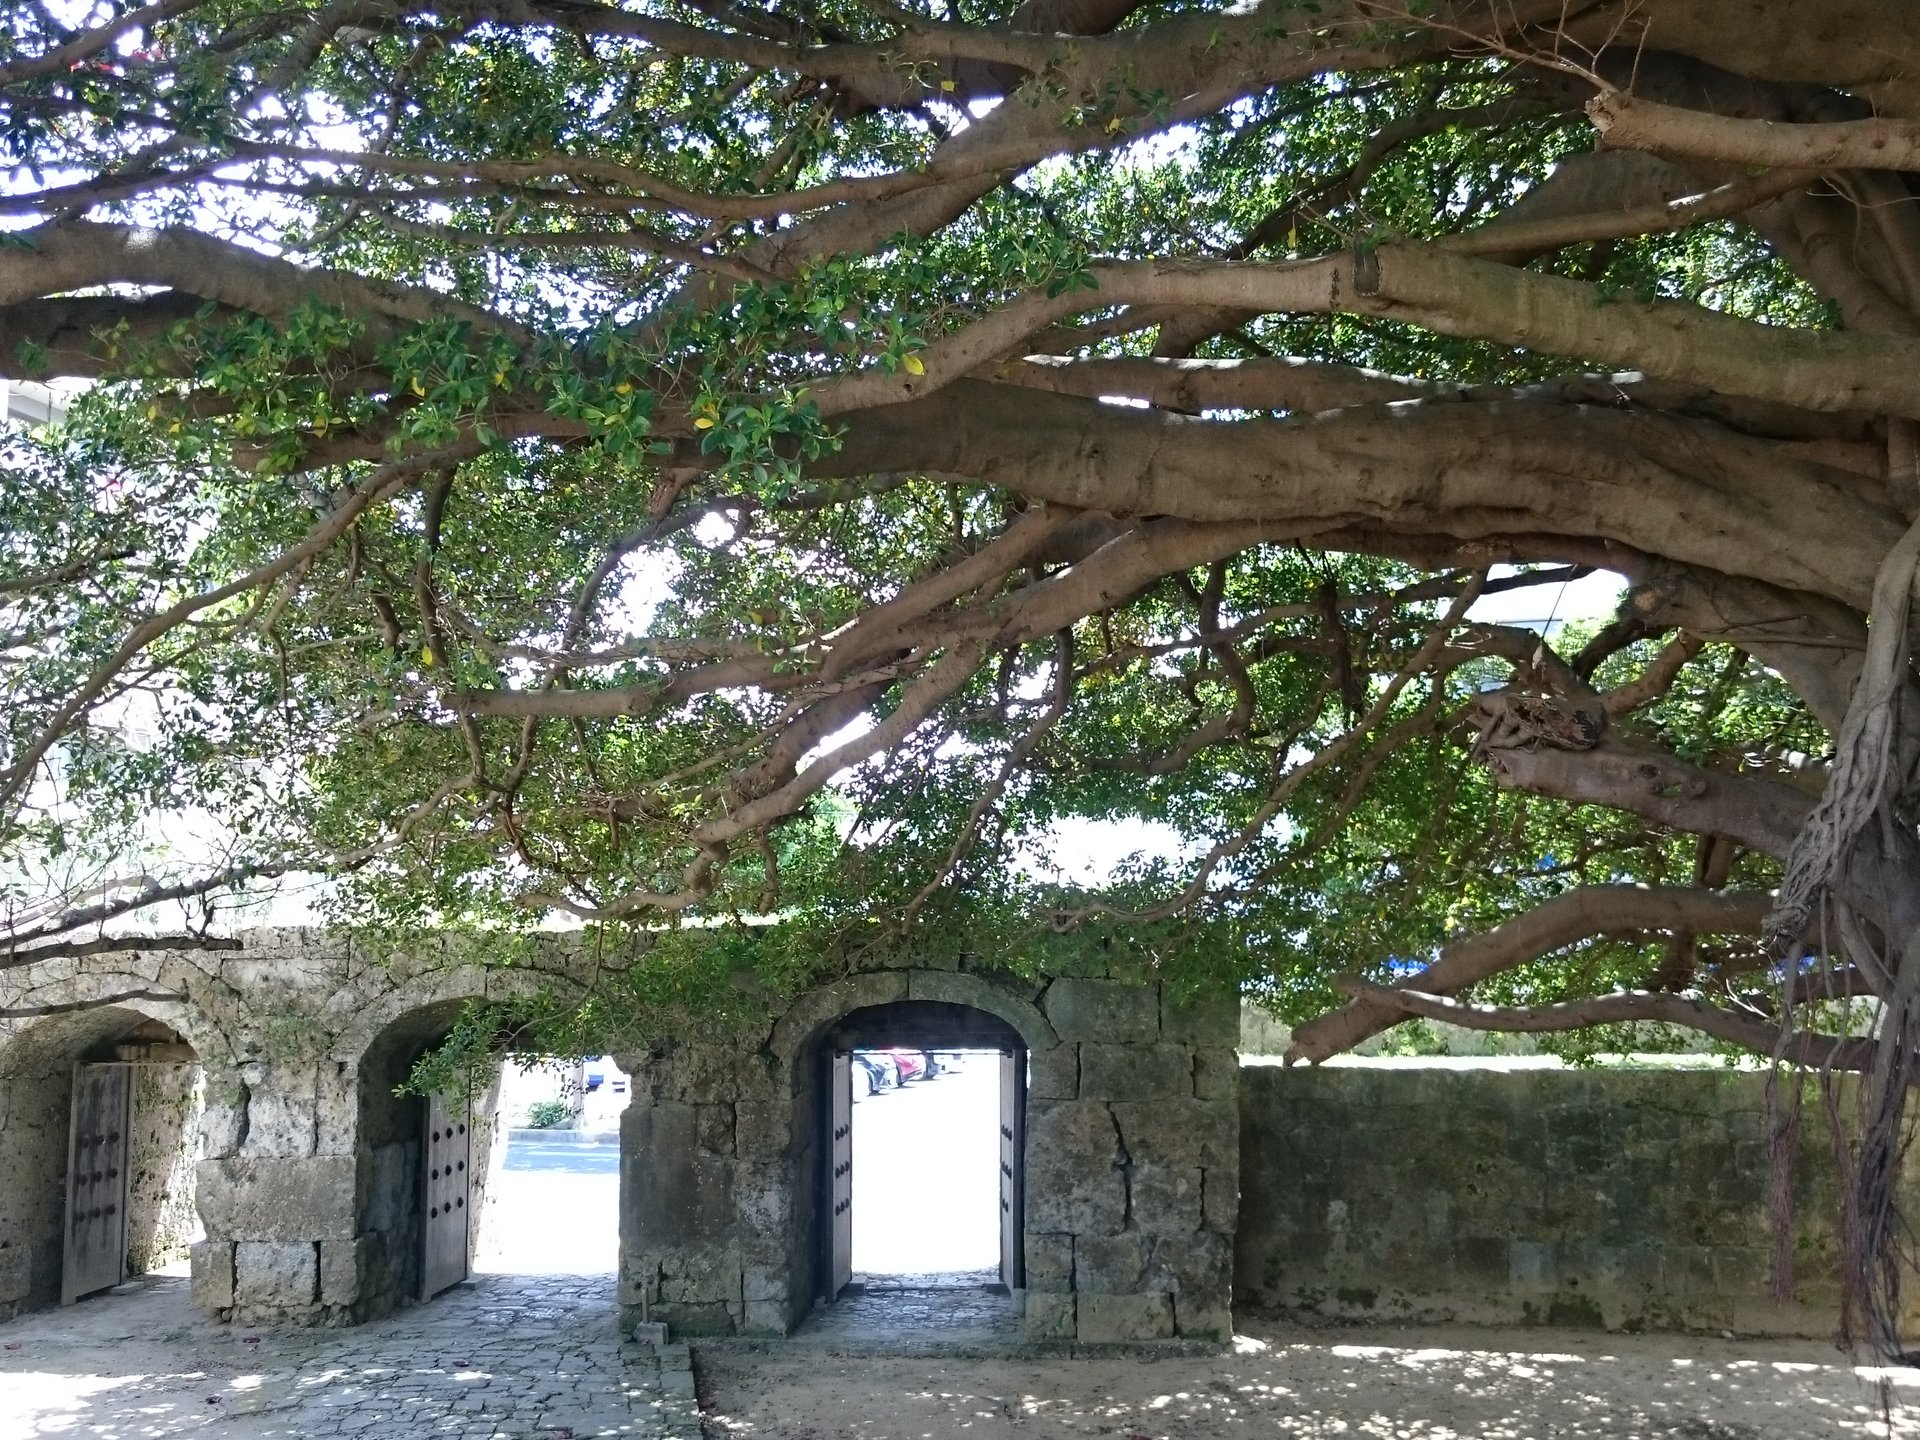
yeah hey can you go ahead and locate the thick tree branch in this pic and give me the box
[1482,736,1814,859]
[1590,91,1920,175]
[1331,976,1877,1074]
[1287,885,1777,1063]
[0,989,186,1021]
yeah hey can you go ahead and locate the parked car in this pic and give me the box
[853,1052,897,1095]
[884,1047,931,1082]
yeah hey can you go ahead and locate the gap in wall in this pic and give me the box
[850,1047,999,1285]
[478,1055,627,1277]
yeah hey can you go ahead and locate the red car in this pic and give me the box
[883,1048,931,1081]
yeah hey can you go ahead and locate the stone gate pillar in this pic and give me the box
[1024,978,1240,1342]
[192,1052,361,1324]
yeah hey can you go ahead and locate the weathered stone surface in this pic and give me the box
[313,1063,359,1157]
[767,971,908,1062]
[1078,1291,1174,1342]
[237,1061,319,1158]
[696,1103,736,1155]
[0,1244,31,1306]
[733,1095,790,1157]
[625,1103,737,1249]
[127,1063,204,1275]
[3,934,1238,1341]
[907,970,1056,1049]
[1111,1099,1236,1169]
[1042,979,1160,1044]
[197,1156,356,1241]
[1025,1232,1073,1292]
[1151,1230,1232,1299]
[656,1300,736,1336]
[1130,1163,1203,1232]
[189,1239,234,1309]
[1174,1298,1234,1340]
[742,1263,785,1303]
[659,1247,741,1307]
[1074,1233,1149,1293]
[1024,1101,1127,1236]
[1202,1163,1238,1234]
[1024,1290,1076,1340]
[743,1299,789,1335]
[1193,1047,1240,1102]
[318,1238,362,1306]
[235,1240,317,1308]
[1234,1062,1880,1336]
[1080,1043,1191,1101]
[197,1087,249,1159]
[732,1162,792,1247]
[1028,1042,1079,1100]
[1161,990,1239,1047]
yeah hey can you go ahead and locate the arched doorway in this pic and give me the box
[621,966,1236,1343]
[351,1001,483,1317]
[804,1001,1026,1327]
[350,1002,627,1319]
[0,1006,205,1318]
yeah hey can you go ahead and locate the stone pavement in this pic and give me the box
[0,1272,700,1438]
[789,1269,1023,1353]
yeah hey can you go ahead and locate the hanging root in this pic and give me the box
[1765,515,1920,1360]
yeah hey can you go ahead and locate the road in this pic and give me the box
[477,1135,621,1275]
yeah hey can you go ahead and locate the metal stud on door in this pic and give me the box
[63,1062,132,1304]
[421,1086,471,1301]
[830,1051,853,1297]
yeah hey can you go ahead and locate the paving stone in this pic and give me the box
[0,1272,678,1438]
[785,1276,1022,1350]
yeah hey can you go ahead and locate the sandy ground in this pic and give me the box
[694,1324,1920,1439]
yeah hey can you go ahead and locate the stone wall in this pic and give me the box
[1235,1060,1910,1337]
[126,1062,206,1274]
[3,927,1903,1345]
[1024,979,1240,1343]
[1,929,567,1325]
[617,961,1241,1345]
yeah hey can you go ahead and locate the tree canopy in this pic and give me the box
[6,0,1920,1341]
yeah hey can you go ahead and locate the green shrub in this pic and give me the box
[526,1099,571,1129]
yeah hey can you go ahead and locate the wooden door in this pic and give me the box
[63,1062,131,1304]
[420,1087,471,1301]
[829,1051,853,1297]
[999,1047,1024,1288]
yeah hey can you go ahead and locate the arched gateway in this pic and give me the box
[0,1002,208,1318]
[616,964,1240,1343]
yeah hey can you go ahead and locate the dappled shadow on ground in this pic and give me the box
[0,1273,690,1438]
[697,1319,1920,1439]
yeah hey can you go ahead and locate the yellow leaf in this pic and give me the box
[422,646,436,664]
[409,377,426,397]
[902,354,926,376]
[1106,116,1123,133]
[693,416,715,429]
[615,381,633,395]
[939,79,956,92]
[493,370,508,387]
